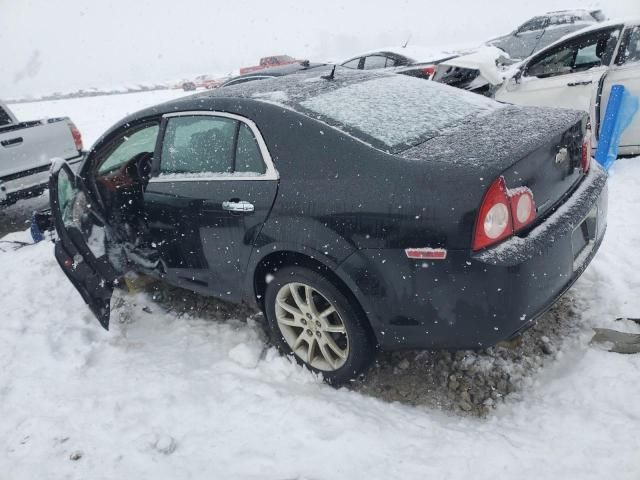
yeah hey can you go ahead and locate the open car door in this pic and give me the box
[49,160,119,330]
[496,25,622,112]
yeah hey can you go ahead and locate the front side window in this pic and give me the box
[97,123,159,175]
[526,28,620,77]
[342,58,361,69]
[527,45,575,77]
[363,55,387,70]
[57,167,106,258]
[159,115,266,176]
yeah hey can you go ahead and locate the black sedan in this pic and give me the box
[50,68,607,384]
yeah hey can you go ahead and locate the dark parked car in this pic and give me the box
[50,69,607,384]
[221,62,327,87]
[341,47,458,79]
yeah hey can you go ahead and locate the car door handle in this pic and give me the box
[567,81,592,87]
[1,137,23,147]
[222,200,254,213]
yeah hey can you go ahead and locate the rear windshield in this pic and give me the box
[299,75,499,152]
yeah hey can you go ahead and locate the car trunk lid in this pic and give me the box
[400,105,588,224]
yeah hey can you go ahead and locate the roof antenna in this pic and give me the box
[402,34,412,48]
[322,64,336,81]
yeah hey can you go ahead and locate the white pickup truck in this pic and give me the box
[0,101,84,205]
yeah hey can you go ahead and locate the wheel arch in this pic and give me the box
[250,248,377,345]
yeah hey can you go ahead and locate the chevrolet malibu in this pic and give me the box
[49,68,608,384]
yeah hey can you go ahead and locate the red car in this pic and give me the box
[180,75,223,92]
[239,55,300,75]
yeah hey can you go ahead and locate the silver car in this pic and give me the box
[489,9,606,60]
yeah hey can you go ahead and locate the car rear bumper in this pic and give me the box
[0,155,83,204]
[338,163,608,350]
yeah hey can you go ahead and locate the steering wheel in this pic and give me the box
[123,151,153,185]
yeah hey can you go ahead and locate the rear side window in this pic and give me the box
[159,115,266,176]
[299,75,498,151]
[235,123,265,174]
[363,55,387,70]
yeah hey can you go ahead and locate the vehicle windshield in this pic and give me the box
[299,74,499,152]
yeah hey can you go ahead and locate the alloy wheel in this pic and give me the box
[274,282,349,371]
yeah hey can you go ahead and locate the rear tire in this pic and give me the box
[264,266,375,385]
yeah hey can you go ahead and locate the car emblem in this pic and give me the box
[555,147,568,164]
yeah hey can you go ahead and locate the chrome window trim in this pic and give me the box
[149,110,278,183]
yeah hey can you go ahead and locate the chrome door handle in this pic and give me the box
[567,81,592,87]
[222,200,254,213]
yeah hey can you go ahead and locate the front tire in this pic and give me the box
[264,266,375,385]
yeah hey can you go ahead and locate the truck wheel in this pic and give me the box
[264,266,375,385]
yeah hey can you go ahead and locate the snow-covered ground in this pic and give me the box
[1,92,640,479]
[9,89,192,148]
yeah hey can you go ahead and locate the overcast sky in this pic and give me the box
[1,0,638,98]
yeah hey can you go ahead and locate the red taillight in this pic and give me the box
[69,122,83,152]
[472,177,513,251]
[581,128,591,173]
[421,66,436,78]
[508,187,536,231]
[472,177,536,251]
